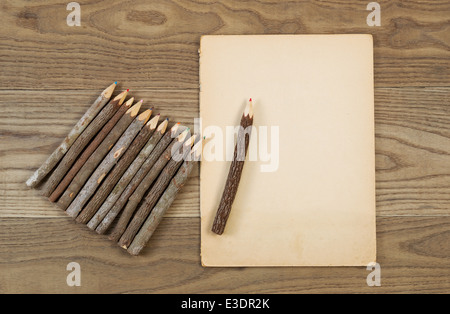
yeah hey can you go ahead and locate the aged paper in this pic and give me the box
[199,35,376,266]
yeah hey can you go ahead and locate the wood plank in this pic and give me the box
[1,87,448,218]
[375,87,450,216]
[0,216,449,293]
[0,0,449,90]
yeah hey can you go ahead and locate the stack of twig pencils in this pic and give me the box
[26,83,201,256]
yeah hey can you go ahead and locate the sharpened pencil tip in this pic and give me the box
[126,89,130,92]
[184,134,197,147]
[249,98,252,102]
[103,82,118,98]
[138,109,152,123]
[114,89,129,104]
[114,81,117,85]
[177,128,190,142]
[123,97,134,108]
[170,122,180,136]
[157,118,169,133]
[126,99,142,117]
[244,97,253,118]
[147,113,160,129]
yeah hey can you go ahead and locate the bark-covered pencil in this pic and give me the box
[211,98,254,235]
[26,82,117,188]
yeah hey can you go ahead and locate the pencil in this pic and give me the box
[211,98,254,235]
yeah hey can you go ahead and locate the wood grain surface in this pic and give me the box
[0,0,449,294]
[0,217,449,293]
[0,0,449,90]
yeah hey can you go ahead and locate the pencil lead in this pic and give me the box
[114,81,118,85]
[146,103,153,116]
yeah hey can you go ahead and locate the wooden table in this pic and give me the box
[0,0,449,293]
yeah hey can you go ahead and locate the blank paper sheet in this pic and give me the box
[199,35,376,266]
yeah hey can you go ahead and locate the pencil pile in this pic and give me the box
[26,83,201,256]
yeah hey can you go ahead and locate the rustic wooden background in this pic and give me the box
[0,0,449,294]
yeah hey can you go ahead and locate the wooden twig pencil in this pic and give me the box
[26,82,117,188]
[211,99,254,235]
[65,109,152,218]
[87,119,169,231]
[41,90,129,197]
[107,127,189,240]
[57,100,141,210]
[48,96,134,202]
[127,139,202,256]
[118,134,197,249]
[75,113,160,224]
